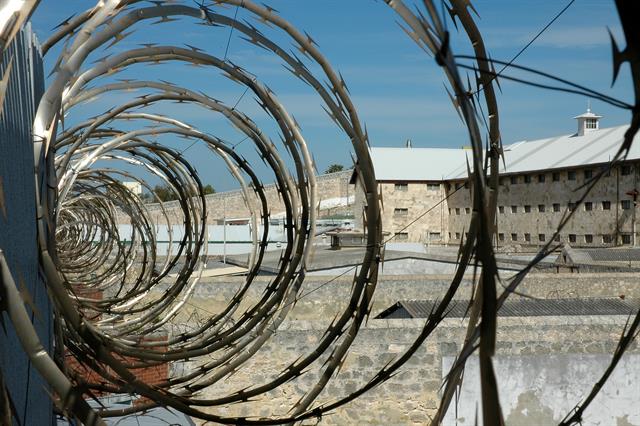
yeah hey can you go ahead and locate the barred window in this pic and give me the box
[395,232,409,241]
[395,183,408,191]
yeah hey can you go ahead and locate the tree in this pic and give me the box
[324,163,344,174]
[152,184,178,202]
[203,184,216,195]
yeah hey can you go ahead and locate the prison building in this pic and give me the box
[353,110,640,247]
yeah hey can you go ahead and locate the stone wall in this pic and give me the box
[173,273,640,322]
[353,180,447,243]
[168,273,640,424]
[447,161,640,247]
[181,317,639,425]
[136,169,354,225]
[354,161,640,248]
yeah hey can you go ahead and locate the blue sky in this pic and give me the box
[30,1,633,191]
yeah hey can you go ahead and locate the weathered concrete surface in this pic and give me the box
[443,354,640,426]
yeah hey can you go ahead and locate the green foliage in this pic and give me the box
[147,183,215,202]
[203,184,216,195]
[152,184,178,202]
[324,163,344,174]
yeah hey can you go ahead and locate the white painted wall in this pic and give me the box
[443,354,640,425]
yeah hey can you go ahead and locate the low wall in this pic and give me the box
[164,273,640,424]
[173,273,640,322]
[178,316,639,425]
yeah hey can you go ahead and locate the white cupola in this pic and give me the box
[574,103,602,136]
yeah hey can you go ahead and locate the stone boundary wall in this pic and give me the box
[128,169,354,225]
[180,316,639,425]
[173,273,640,322]
[167,273,640,424]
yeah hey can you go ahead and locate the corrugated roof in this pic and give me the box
[370,147,469,181]
[582,248,640,262]
[370,124,640,182]
[377,298,638,319]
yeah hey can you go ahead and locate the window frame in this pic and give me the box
[394,183,408,191]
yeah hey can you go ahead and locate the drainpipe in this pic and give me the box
[629,189,639,246]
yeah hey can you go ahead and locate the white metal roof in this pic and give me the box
[370,147,469,181]
[371,124,640,182]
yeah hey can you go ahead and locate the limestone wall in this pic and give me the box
[135,169,354,225]
[174,273,640,322]
[353,161,640,248]
[180,316,639,425]
[169,273,640,424]
[447,162,640,247]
